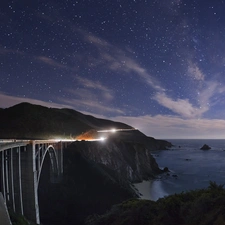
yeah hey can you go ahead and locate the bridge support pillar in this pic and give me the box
[1,149,16,213]
[21,143,40,224]
[12,147,24,216]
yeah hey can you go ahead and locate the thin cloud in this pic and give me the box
[76,77,114,100]
[0,92,71,109]
[37,56,67,69]
[82,32,225,120]
[0,46,69,71]
[68,88,98,101]
[60,97,124,115]
[82,32,164,92]
[155,0,182,16]
[153,63,225,119]
[86,35,111,48]
[0,46,12,54]
[153,92,208,118]
[0,45,26,56]
[112,114,225,139]
[63,78,122,114]
[188,62,205,81]
[200,80,225,100]
[0,92,124,116]
[73,77,114,101]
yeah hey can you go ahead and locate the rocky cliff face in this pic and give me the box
[70,138,162,183]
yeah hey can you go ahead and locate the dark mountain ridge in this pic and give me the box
[0,102,131,139]
[0,102,171,151]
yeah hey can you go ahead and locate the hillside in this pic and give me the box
[0,102,171,150]
[0,102,129,139]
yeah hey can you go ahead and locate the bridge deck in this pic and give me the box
[0,139,70,152]
[0,142,28,152]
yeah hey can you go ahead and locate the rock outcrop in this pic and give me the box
[200,144,211,150]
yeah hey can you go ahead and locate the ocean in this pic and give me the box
[134,139,225,201]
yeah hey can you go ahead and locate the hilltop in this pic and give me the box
[0,102,171,149]
[0,102,126,139]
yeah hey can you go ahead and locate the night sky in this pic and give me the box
[1,0,225,139]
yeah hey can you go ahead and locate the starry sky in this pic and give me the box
[1,0,225,139]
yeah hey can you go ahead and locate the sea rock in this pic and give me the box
[200,144,211,150]
[163,167,169,172]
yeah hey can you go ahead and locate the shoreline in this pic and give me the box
[133,180,169,201]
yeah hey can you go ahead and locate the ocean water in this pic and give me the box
[134,139,225,201]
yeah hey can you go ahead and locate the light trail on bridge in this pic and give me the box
[0,138,107,148]
[97,128,137,133]
[0,139,74,144]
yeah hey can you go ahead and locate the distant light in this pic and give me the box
[53,138,74,142]
[111,128,116,133]
[54,139,62,142]
[100,137,106,141]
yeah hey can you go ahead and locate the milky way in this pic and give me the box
[1,0,225,138]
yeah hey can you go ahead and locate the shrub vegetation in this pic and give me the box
[86,181,225,225]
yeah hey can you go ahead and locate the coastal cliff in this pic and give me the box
[38,139,164,225]
[71,139,161,183]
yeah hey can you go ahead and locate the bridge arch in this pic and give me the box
[36,145,59,187]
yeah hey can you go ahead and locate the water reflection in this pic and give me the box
[134,141,225,201]
[134,180,168,201]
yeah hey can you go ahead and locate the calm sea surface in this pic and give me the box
[134,139,225,201]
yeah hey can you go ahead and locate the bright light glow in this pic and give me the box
[111,128,116,133]
[53,139,62,142]
[100,137,106,141]
[53,138,74,142]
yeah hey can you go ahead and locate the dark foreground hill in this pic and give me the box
[86,182,225,225]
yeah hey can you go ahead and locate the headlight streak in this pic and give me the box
[97,128,137,133]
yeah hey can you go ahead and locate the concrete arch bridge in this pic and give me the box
[0,139,72,224]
